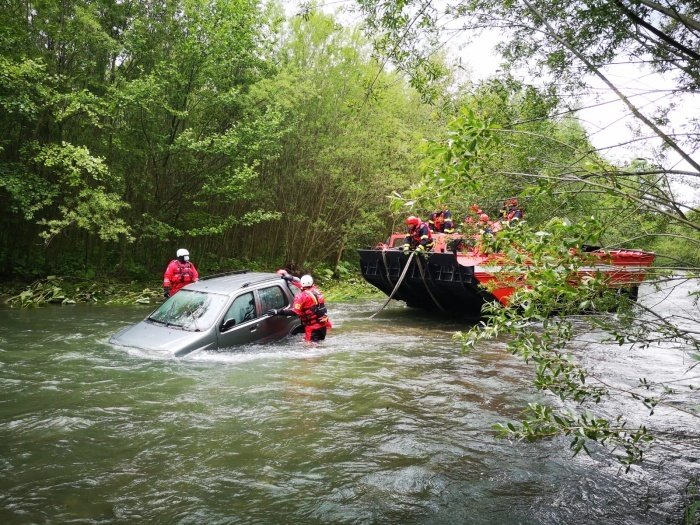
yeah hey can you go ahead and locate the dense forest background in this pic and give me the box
[1,0,696,282]
[0,0,439,280]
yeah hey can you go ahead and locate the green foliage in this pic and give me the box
[0,163,57,219]
[0,56,51,120]
[7,276,70,307]
[0,1,442,277]
[453,217,699,469]
[29,141,131,242]
[238,8,441,266]
[0,0,284,273]
[308,261,383,301]
[420,106,499,193]
[686,478,700,525]
[493,403,654,470]
[647,211,700,267]
[391,79,617,230]
[5,276,162,307]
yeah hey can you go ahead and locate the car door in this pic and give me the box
[217,291,261,348]
[254,284,297,341]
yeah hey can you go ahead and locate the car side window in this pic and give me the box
[224,292,257,325]
[285,282,299,299]
[259,285,288,312]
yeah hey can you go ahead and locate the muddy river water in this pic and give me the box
[0,282,698,523]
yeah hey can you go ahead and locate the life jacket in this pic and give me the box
[409,222,433,244]
[170,260,196,285]
[429,212,444,232]
[298,289,328,326]
[506,209,524,221]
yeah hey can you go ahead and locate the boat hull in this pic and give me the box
[358,249,490,317]
[359,237,655,317]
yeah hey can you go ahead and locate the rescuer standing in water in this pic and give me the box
[268,271,332,343]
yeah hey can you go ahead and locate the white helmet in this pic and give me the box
[300,274,314,287]
[176,248,189,258]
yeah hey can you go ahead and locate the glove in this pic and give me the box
[267,309,278,316]
[163,287,170,298]
[416,244,426,252]
[276,269,293,281]
[401,244,410,254]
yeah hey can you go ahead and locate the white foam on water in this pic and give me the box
[182,337,344,364]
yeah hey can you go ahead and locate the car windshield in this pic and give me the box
[148,290,229,331]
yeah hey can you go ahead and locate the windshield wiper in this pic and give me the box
[183,304,204,332]
[147,317,183,328]
[159,300,179,327]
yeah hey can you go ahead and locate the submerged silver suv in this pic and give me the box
[110,271,302,357]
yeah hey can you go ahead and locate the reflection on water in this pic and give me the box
[0,283,697,524]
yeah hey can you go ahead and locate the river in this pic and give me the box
[0,282,698,524]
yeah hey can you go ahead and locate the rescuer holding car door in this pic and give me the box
[163,248,199,298]
[268,271,332,343]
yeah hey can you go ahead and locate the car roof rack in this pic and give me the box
[242,275,281,288]
[200,269,250,281]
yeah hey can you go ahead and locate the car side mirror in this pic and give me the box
[221,318,236,331]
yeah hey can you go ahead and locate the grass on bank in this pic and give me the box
[1,270,382,308]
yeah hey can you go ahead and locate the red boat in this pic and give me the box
[358,232,656,317]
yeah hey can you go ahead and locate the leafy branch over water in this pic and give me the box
[454,220,700,471]
[381,91,700,470]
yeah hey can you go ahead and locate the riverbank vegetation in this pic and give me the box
[3,0,697,279]
[0,262,381,308]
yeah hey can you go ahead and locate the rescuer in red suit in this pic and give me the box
[478,213,493,235]
[268,271,332,342]
[500,197,524,224]
[428,205,455,233]
[163,248,199,298]
[402,215,434,253]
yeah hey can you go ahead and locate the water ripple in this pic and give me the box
[0,296,696,523]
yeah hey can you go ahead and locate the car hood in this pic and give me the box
[109,320,216,357]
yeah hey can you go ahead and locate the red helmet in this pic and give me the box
[506,197,518,207]
[405,216,420,227]
[479,213,490,222]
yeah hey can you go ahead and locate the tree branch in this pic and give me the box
[521,0,700,174]
[635,0,700,33]
[614,0,700,63]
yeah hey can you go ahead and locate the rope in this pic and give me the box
[369,251,416,319]
[380,248,393,287]
[415,254,446,313]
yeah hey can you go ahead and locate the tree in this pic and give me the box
[237,9,442,270]
[0,1,444,277]
[355,0,700,470]
[0,0,286,275]
[0,2,132,268]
